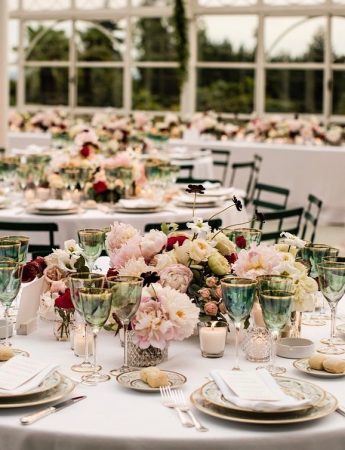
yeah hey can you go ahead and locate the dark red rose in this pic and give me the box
[30,256,47,276]
[235,235,247,249]
[166,235,188,251]
[107,268,118,278]
[55,288,74,310]
[93,181,108,194]
[22,262,38,283]
[80,144,91,158]
[226,253,238,265]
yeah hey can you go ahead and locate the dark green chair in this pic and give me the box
[300,194,323,243]
[178,164,194,178]
[176,177,222,185]
[201,148,231,185]
[253,207,304,243]
[0,222,59,258]
[229,161,255,204]
[144,219,222,233]
[251,182,289,211]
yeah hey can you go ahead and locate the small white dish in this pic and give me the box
[276,338,315,359]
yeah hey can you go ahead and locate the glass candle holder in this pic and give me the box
[198,321,228,358]
[242,327,271,362]
[73,323,94,357]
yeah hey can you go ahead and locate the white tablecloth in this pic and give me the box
[1,309,345,450]
[169,139,345,224]
[8,132,52,150]
[0,200,247,248]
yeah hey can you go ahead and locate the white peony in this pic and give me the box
[118,257,151,277]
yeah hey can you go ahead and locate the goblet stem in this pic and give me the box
[3,307,10,347]
[84,323,90,364]
[233,322,241,371]
[270,330,279,369]
[330,304,337,345]
[123,322,129,370]
[92,329,98,375]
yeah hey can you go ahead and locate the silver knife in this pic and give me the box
[20,396,86,425]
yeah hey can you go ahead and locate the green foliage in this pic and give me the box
[74,255,89,273]
[172,0,189,85]
[161,222,179,235]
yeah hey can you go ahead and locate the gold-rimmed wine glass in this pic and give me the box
[220,277,257,370]
[0,259,23,348]
[68,272,105,373]
[78,229,104,272]
[106,276,143,376]
[317,261,345,355]
[256,274,295,294]
[0,239,21,262]
[226,228,262,250]
[79,287,112,383]
[0,236,29,264]
[258,289,294,375]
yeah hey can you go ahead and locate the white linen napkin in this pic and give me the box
[118,199,162,209]
[210,369,313,412]
[0,355,59,396]
[37,199,74,210]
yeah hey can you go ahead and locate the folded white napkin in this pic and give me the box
[202,181,221,190]
[37,199,74,210]
[0,355,59,396]
[210,369,313,412]
[118,199,162,209]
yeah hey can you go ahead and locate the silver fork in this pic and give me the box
[172,389,208,432]
[159,386,194,428]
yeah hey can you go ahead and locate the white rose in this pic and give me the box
[299,275,318,293]
[189,239,214,263]
[208,231,236,256]
[174,240,192,266]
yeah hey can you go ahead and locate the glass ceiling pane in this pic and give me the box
[265,16,325,62]
[197,15,257,62]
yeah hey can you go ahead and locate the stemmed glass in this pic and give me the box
[220,277,257,370]
[105,167,120,204]
[256,275,294,294]
[258,289,295,375]
[69,272,105,372]
[106,276,143,376]
[79,287,113,383]
[0,239,21,261]
[78,229,104,271]
[317,261,345,355]
[0,259,23,347]
[226,228,262,250]
[1,236,29,263]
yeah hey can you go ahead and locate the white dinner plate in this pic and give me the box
[27,207,80,215]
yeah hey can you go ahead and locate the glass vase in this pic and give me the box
[54,308,74,341]
[126,330,168,367]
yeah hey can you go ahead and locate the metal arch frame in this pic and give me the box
[8,0,345,122]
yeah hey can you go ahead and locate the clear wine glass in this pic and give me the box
[68,272,105,373]
[79,287,113,383]
[106,276,143,376]
[317,261,345,355]
[220,277,257,370]
[226,228,262,251]
[258,289,294,375]
[1,236,29,263]
[78,229,104,271]
[0,259,23,348]
[256,275,294,294]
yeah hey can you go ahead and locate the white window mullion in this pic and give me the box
[255,13,265,116]
[124,16,132,113]
[69,19,77,117]
[17,19,25,110]
[324,14,332,123]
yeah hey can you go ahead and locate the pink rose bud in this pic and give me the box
[204,301,218,316]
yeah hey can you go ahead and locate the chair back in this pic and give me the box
[201,148,231,185]
[252,182,289,211]
[300,194,323,243]
[253,207,304,243]
[144,219,222,233]
[176,177,222,185]
[229,161,255,205]
[0,221,59,257]
[178,164,194,178]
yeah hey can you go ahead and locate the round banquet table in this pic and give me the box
[1,307,345,450]
[0,199,247,248]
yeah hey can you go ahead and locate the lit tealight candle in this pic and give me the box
[198,321,227,358]
[73,328,93,357]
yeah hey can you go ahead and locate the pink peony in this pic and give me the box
[159,264,193,293]
[106,152,132,169]
[232,243,282,280]
[106,222,139,255]
[109,235,142,270]
[140,230,167,262]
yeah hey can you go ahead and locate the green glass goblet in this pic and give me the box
[220,277,257,370]
[68,272,105,373]
[256,275,295,294]
[1,236,29,264]
[226,228,262,251]
[258,289,294,375]
[317,261,345,355]
[79,287,113,383]
[106,276,143,376]
[78,229,104,272]
[0,259,23,347]
[0,239,21,262]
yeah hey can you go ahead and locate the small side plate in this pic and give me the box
[116,370,186,392]
[293,358,345,378]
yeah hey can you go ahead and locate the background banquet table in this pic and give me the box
[169,139,345,224]
[8,132,52,150]
[0,199,247,248]
[1,307,345,450]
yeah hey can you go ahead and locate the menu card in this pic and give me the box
[0,355,50,391]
